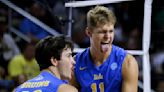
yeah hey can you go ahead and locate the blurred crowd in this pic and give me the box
[0,0,164,92]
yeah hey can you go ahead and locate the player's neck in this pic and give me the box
[46,66,61,79]
[90,46,111,66]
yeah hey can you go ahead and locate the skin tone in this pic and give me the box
[48,47,78,92]
[122,54,138,92]
[86,23,138,92]
[86,23,114,66]
[70,23,138,92]
[57,48,75,80]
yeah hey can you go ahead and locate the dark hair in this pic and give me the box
[35,35,74,70]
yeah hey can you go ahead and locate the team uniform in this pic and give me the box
[75,45,127,92]
[15,71,67,92]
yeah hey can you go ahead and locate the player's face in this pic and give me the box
[58,48,75,80]
[89,24,114,53]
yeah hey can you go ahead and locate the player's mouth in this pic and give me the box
[71,66,74,71]
[101,42,109,44]
[71,66,74,73]
[101,42,109,52]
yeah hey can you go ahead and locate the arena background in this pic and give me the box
[0,0,164,92]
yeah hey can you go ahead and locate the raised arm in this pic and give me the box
[122,54,139,92]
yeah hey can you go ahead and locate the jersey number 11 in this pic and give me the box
[91,82,104,92]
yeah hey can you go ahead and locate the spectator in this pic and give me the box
[19,2,50,42]
[0,16,19,92]
[8,42,40,88]
[0,16,20,72]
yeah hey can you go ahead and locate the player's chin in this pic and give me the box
[63,74,71,80]
[67,74,72,80]
[67,71,73,80]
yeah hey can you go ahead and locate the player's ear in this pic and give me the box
[50,57,58,66]
[86,27,92,37]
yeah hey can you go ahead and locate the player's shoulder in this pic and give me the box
[123,54,138,70]
[75,48,89,58]
[58,84,78,92]
[125,54,136,62]
[75,48,89,64]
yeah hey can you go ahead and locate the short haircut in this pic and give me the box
[87,6,116,29]
[35,35,74,70]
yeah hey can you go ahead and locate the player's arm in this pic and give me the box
[58,84,78,92]
[122,54,139,92]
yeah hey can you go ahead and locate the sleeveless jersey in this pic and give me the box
[15,71,66,92]
[75,45,127,92]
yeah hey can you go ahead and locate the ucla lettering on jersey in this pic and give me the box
[15,71,66,92]
[75,45,127,92]
[20,81,50,88]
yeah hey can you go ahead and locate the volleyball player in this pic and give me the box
[71,6,138,92]
[15,36,78,92]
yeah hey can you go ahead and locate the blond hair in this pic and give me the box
[87,6,116,28]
